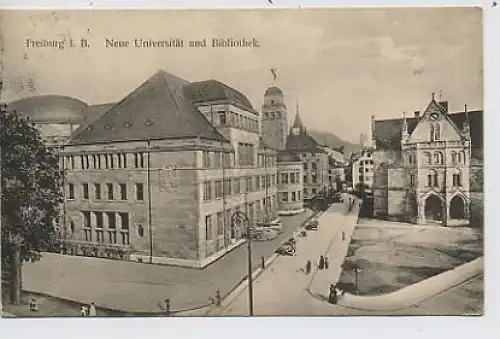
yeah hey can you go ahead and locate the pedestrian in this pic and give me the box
[88,302,97,317]
[341,231,345,241]
[319,255,325,270]
[305,260,312,275]
[80,305,88,317]
[324,256,329,269]
[328,284,338,304]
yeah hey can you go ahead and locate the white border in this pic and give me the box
[0,1,498,339]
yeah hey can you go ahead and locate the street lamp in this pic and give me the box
[231,210,254,316]
[353,264,362,295]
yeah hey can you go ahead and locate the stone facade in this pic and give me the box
[371,95,483,227]
[261,87,288,151]
[277,155,304,216]
[57,70,280,268]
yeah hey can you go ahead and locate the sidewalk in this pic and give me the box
[215,198,360,316]
[306,198,360,301]
[19,209,315,315]
[338,256,483,311]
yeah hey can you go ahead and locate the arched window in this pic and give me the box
[427,169,438,187]
[137,225,144,237]
[434,151,443,165]
[452,169,462,187]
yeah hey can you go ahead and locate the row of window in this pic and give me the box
[64,153,146,170]
[203,175,277,201]
[409,170,463,187]
[359,175,372,183]
[81,211,132,245]
[279,172,301,185]
[303,162,318,171]
[205,196,278,241]
[68,183,144,201]
[238,143,255,166]
[359,160,374,166]
[213,110,259,132]
[408,151,466,165]
[263,111,283,120]
[280,191,302,203]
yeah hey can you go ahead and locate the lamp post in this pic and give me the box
[231,210,254,316]
[353,264,362,295]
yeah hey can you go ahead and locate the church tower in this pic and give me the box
[261,86,288,150]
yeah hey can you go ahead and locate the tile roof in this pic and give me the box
[69,70,229,145]
[285,131,326,154]
[277,150,301,162]
[184,80,257,114]
[373,110,483,152]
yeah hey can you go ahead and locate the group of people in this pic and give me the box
[80,302,97,317]
[304,254,329,274]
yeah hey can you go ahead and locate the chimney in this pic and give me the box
[414,111,420,118]
[439,101,449,114]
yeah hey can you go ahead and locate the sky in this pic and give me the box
[1,8,483,144]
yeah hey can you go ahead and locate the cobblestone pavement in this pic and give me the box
[21,209,314,314]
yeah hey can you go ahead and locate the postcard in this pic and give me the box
[0,8,483,317]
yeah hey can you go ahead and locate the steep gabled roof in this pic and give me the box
[373,110,483,152]
[285,132,326,154]
[70,70,228,145]
[184,79,256,114]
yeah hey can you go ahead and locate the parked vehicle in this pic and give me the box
[256,219,283,234]
[275,244,294,256]
[253,228,278,241]
[305,219,319,230]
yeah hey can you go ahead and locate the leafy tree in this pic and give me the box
[1,103,63,304]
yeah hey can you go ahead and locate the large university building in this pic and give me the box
[371,94,483,227]
[57,70,281,268]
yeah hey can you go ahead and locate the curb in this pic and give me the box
[337,256,484,312]
[205,209,322,315]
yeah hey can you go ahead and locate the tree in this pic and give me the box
[1,103,63,305]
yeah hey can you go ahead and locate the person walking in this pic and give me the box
[341,231,345,241]
[305,260,312,275]
[88,302,97,317]
[328,284,338,304]
[324,256,329,269]
[319,255,325,270]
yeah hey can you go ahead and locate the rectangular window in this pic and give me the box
[281,173,288,184]
[312,162,317,170]
[134,153,139,168]
[224,179,232,195]
[82,183,89,200]
[119,213,129,230]
[105,154,109,169]
[106,183,112,200]
[312,188,317,195]
[304,188,308,197]
[136,183,144,201]
[70,156,75,169]
[281,192,288,202]
[117,154,122,168]
[121,232,130,245]
[291,192,296,201]
[94,184,101,200]
[120,183,127,200]
[107,212,116,229]
[205,215,213,240]
[109,154,115,169]
[95,212,103,229]
[123,154,128,168]
[410,175,415,186]
[246,177,253,192]
[214,181,223,199]
[255,176,260,189]
[82,211,91,229]
[203,151,212,168]
[68,184,75,199]
[203,182,212,200]
[303,175,307,184]
[218,111,226,125]
[217,212,224,235]
[234,178,241,194]
[108,230,117,244]
[303,163,308,171]
[290,173,295,184]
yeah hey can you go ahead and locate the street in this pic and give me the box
[218,199,358,316]
[21,208,315,314]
